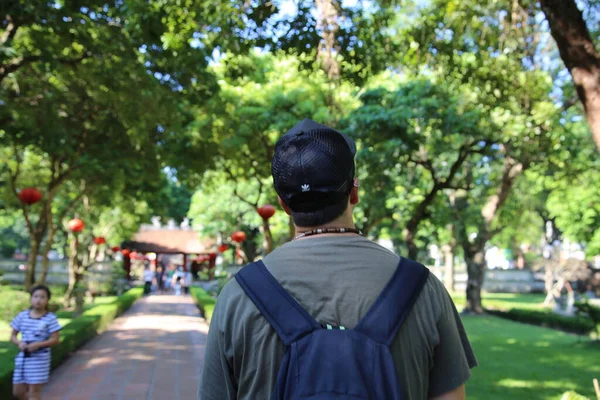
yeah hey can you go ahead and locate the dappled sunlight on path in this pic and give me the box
[43,295,208,400]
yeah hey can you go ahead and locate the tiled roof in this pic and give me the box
[122,230,216,254]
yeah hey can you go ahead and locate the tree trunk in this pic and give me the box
[288,215,295,241]
[456,154,525,314]
[516,247,526,269]
[262,219,274,255]
[38,229,57,285]
[64,238,78,308]
[442,243,455,292]
[464,249,486,314]
[25,238,41,291]
[404,227,419,260]
[539,0,600,151]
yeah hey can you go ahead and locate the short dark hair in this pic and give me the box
[288,192,351,227]
[30,284,51,300]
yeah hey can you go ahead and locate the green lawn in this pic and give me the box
[452,292,548,311]
[464,315,599,400]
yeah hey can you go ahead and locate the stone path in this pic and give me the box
[43,295,209,400]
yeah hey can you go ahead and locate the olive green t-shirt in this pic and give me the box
[198,236,477,400]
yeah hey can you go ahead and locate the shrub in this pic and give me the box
[486,308,596,335]
[0,287,143,398]
[575,300,600,338]
[190,287,216,322]
[0,289,31,322]
[0,287,63,322]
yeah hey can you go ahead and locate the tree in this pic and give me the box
[393,0,573,313]
[189,52,359,251]
[343,79,490,259]
[534,0,600,151]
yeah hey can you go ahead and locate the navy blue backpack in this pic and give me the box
[235,257,430,400]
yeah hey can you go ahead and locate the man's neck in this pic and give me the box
[294,216,356,237]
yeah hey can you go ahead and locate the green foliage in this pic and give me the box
[575,300,600,337]
[0,208,28,258]
[188,52,359,244]
[0,287,142,398]
[0,286,63,322]
[343,78,489,249]
[190,287,216,323]
[485,308,597,335]
[548,169,600,257]
[0,288,30,323]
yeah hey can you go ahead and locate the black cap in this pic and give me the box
[272,119,356,221]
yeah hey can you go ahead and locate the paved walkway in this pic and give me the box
[43,295,209,400]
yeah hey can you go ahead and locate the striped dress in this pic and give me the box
[11,310,62,384]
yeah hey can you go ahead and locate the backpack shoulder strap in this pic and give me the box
[354,257,430,346]
[235,260,320,346]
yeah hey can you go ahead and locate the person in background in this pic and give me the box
[143,264,154,295]
[183,269,193,295]
[173,266,183,296]
[155,264,166,295]
[165,264,175,293]
[11,285,62,400]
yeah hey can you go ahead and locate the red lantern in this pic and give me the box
[67,218,85,232]
[93,237,106,245]
[121,249,131,257]
[111,246,120,252]
[218,244,229,253]
[257,204,276,220]
[19,188,42,205]
[231,231,247,243]
[208,253,218,260]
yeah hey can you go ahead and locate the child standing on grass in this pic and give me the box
[10,285,62,400]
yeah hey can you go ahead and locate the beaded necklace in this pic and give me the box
[293,227,363,241]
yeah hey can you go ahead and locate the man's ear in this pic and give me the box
[350,178,360,205]
[278,196,292,215]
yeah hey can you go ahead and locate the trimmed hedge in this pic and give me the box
[0,289,31,323]
[486,308,597,335]
[0,287,143,398]
[0,286,63,322]
[190,287,216,323]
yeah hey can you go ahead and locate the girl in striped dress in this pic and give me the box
[10,285,62,400]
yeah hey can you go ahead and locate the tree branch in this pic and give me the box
[561,95,579,112]
[222,163,259,208]
[0,52,92,83]
[8,146,34,235]
[410,157,439,183]
[0,14,19,46]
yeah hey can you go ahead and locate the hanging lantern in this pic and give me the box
[18,188,42,205]
[111,246,120,252]
[121,249,131,257]
[231,231,247,243]
[93,237,106,245]
[67,218,85,232]
[257,204,276,220]
[218,244,229,253]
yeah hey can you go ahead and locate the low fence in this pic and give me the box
[0,259,112,286]
[426,267,545,293]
